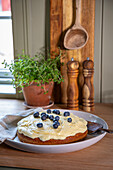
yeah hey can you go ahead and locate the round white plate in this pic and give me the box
[5,109,108,153]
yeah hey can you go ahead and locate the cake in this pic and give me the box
[17,109,88,145]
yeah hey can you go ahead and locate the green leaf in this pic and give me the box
[1,48,65,90]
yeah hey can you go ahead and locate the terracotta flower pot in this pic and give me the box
[22,81,54,106]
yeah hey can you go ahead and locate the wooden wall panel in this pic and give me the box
[50,0,63,54]
[50,0,95,104]
[50,0,63,103]
[81,0,95,61]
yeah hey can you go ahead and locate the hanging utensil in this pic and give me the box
[64,0,88,50]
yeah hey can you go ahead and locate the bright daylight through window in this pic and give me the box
[0,0,15,94]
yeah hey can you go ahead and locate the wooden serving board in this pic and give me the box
[50,0,95,105]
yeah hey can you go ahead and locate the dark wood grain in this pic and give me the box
[50,0,63,103]
[50,0,95,106]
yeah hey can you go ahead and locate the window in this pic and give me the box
[0,0,16,96]
[0,0,46,99]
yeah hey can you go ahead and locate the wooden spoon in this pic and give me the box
[87,121,113,134]
[64,0,88,50]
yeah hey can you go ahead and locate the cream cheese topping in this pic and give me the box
[17,111,87,141]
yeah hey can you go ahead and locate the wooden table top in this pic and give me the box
[0,99,113,170]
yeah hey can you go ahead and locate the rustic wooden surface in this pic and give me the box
[0,99,113,170]
[50,0,95,106]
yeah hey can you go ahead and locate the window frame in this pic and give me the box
[0,0,46,99]
[0,0,27,99]
[0,2,16,97]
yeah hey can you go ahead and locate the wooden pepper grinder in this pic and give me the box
[67,58,79,110]
[82,57,94,111]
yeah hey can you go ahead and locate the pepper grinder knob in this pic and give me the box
[82,58,94,111]
[67,58,79,110]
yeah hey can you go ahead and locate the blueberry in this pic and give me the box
[53,120,60,125]
[53,119,56,122]
[47,109,51,113]
[54,121,60,126]
[53,109,57,114]
[56,121,60,126]
[41,112,46,116]
[55,116,60,121]
[49,115,54,120]
[56,110,60,115]
[46,114,49,118]
[53,123,58,129]
[37,123,43,128]
[41,115,47,121]
[53,109,60,115]
[33,112,39,118]
[64,111,70,117]
[67,117,72,123]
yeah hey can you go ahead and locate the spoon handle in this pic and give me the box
[75,0,81,26]
[100,128,113,134]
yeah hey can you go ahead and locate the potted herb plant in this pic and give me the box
[2,50,64,106]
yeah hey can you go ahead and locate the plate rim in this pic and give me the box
[6,132,107,148]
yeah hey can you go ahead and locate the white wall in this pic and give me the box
[94,0,113,103]
[102,0,113,103]
[12,0,46,57]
